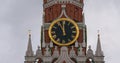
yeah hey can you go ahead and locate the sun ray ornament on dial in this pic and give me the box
[48,18,79,46]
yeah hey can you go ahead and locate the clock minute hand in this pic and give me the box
[62,21,66,36]
[57,22,66,36]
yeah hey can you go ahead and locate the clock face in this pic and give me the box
[49,18,79,46]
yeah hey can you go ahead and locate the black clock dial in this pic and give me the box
[49,18,79,46]
[51,21,76,43]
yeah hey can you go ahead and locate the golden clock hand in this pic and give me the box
[62,21,66,36]
[57,22,63,29]
[57,22,66,36]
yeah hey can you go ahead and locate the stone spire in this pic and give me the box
[25,30,34,56]
[95,32,104,56]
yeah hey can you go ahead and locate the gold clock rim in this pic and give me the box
[48,18,79,46]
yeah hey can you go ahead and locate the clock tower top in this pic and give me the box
[24,0,105,63]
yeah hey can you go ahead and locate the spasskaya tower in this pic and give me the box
[24,0,105,63]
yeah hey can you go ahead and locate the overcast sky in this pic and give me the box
[0,0,120,63]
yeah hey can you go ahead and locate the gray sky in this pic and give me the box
[0,0,120,63]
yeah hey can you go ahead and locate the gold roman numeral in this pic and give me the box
[62,40,65,43]
[53,35,57,39]
[53,26,57,29]
[72,35,75,38]
[71,26,75,29]
[51,31,55,34]
[57,22,61,26]
[57,38,60,42]
[68,22,70,25]
[63,21,65,25]
[68,39,71,42]
[72,31,76,33]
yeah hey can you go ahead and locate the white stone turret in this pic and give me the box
[94,32,105,63]
[36,46,42,58]
[95,33,104,56]
[87,45,94,58]
[25,31,34,56]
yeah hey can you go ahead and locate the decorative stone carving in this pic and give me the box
[75,41,79,47]
[44,0,83,9]
[69,46,76,58]
[44,45,51,56]
[36,46,42,58]
[58,5,69,18]
[50,41,53,48]
[52,46,59,58]
[78,45,85,56]
[55,46,75,63]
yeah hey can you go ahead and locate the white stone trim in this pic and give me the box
[44,46,51,56]
[55,46,75,63]
[44,0,83,8]
[57,5,69,18]
[52,46,59,58]
[75,41,79,47]
[82,28,86,47]
[43,56,53,63]
[42,26,46,48]
[44,0,83,9]
[69,46,76,58]
[50,41,53,48]
[78,44,85,56]
[43,22,86,30]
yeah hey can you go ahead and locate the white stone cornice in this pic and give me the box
[44,0,83,9]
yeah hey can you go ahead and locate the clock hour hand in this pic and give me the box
[57,21,66,36]
[62,21,66,36]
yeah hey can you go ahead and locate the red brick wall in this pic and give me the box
[77,30,83,43]
[44,4,83,23]
[45,4,61,23]
[43,0,47,4]
[44,30,50,43]
[66,4,83,22]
